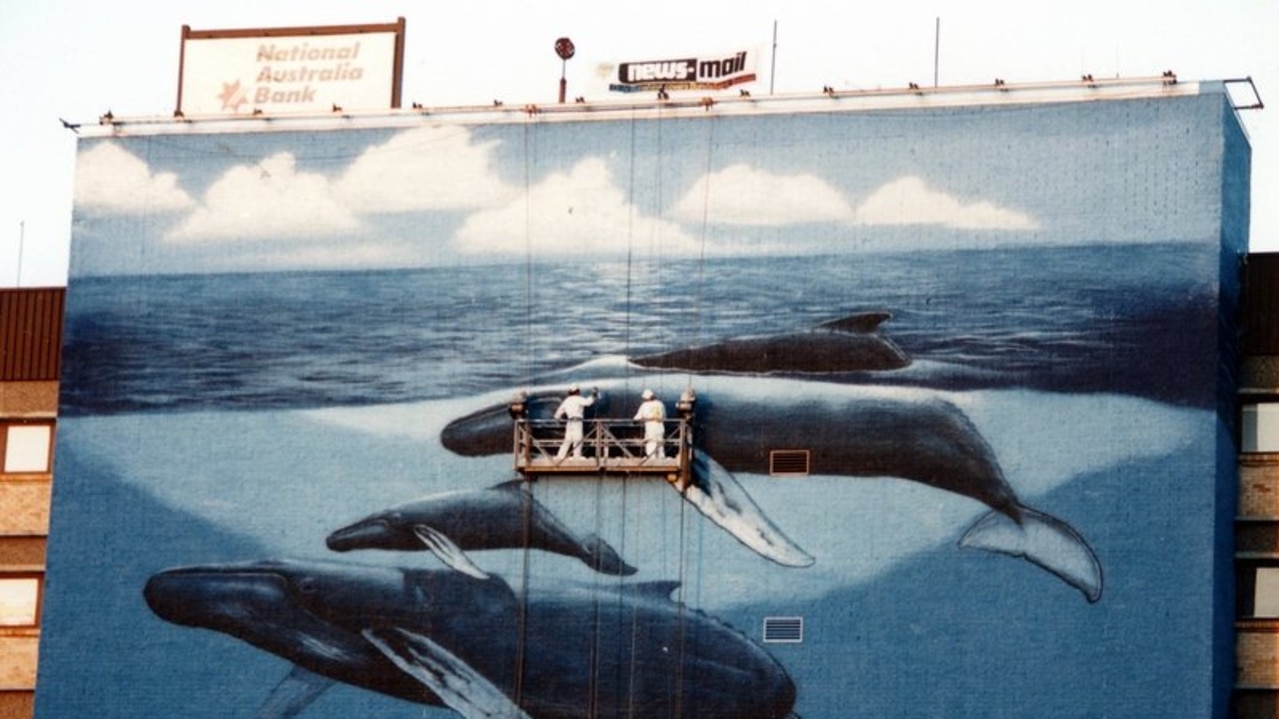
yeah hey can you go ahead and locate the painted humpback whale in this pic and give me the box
[631,311,910,374]
[326,481,637,578]
[144,559,796,719]
[441,375,1103,603]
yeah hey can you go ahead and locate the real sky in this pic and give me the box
[2,0,1276,286]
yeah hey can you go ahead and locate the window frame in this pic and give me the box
[0,572,43,628]
[0,420,55,476]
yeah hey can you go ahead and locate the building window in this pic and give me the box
[1,422,53,474]
[0,575,41,627]
[1242,403,1279,452]
[1256,568,1279,617]
[1237,561,1279,619]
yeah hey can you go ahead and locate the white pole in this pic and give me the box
[16,220,24,286]
[770,20,778,95]
[933,17,941,87]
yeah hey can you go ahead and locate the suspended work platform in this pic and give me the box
[508,388,698,485]
[512,418,692,481]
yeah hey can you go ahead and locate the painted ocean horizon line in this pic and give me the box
[60,242,1218,416]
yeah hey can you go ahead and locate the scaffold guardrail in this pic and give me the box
[512,418,691,478]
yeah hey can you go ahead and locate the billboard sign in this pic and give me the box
[610,48,757,93]
[177,19,405,116]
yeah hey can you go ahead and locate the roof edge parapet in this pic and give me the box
[78,74,1209,138]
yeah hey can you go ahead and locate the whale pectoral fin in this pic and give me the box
[364,627,534,719]
[255,665,335,719]
[681,452,815,568]
[959,506,1103,603]
[413,525,490,580]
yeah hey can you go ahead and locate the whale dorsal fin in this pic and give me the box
[816,311,892,334]
[623,580,682,601]
[491,479,528,494]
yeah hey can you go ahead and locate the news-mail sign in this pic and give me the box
[177,19,406,116]
[609,49,757,93]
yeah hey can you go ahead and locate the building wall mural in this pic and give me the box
[38,85,1246,718]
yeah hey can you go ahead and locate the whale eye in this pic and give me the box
[297,578,317,595]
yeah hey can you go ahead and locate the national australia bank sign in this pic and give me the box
[609,49,757,93]
[177,19,406,116]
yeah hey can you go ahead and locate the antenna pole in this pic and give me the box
[770,20,778,95]
[16,221,24,286]
[933,17,941,87]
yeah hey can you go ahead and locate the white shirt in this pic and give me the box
[555,394,595,420]
[634,399,666,423]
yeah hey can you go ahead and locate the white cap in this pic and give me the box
[642,389,654,400]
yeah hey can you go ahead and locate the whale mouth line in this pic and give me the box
[144,567,294,628]
[326,519,393,551]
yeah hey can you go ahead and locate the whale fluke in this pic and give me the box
[958,505,1103,603]
[682,452,815,568]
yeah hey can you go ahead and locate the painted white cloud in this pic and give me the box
[671,163,855,226]
[855,176,1038,230]
[454,157,700,256]
[74,142,195,214]
[168,152,360,242]
[335,125,518,212]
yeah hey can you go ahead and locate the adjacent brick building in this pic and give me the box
[0,288,62,719]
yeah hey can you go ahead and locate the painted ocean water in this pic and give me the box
[41,241,1226,719]
[60,242,1221,417]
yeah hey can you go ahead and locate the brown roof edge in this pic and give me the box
[0,288,65,381]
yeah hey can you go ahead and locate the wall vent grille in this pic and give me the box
[769,449,810,476]
[763,616,803,643]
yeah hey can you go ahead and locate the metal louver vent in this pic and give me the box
[763,616,803,643]
[769,449,810,476]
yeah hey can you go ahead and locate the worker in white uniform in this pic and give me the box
[634,388,667,458]
[554,384,597,459]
